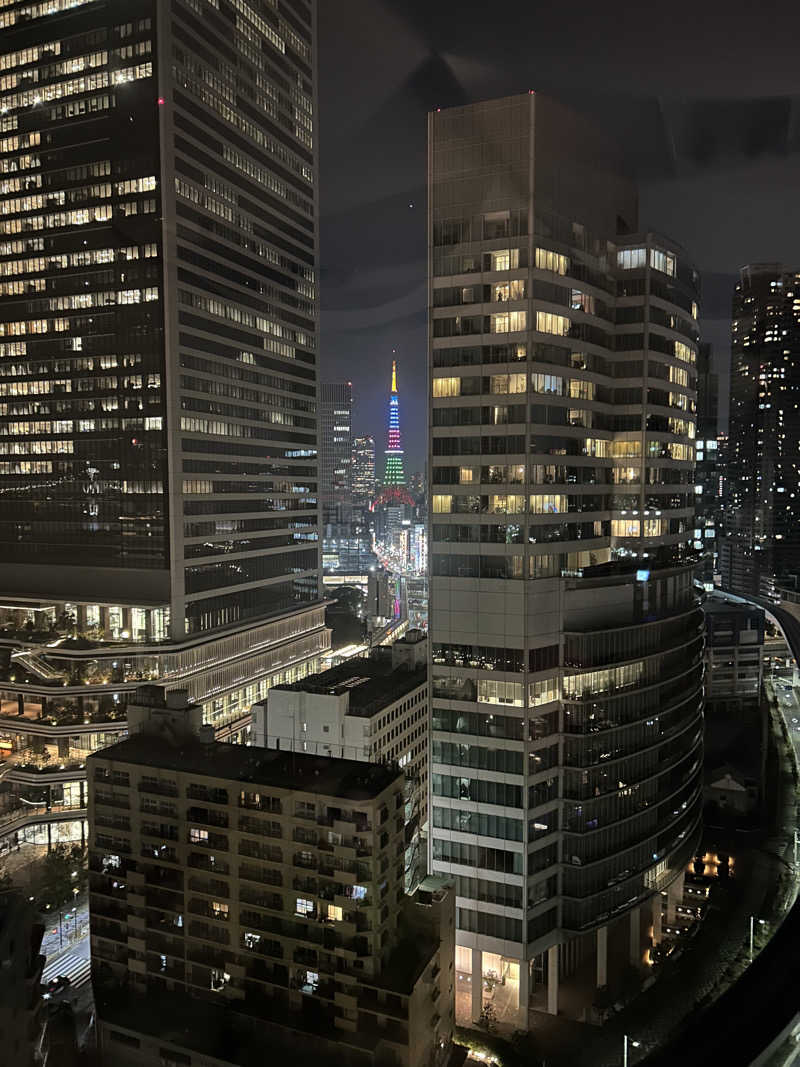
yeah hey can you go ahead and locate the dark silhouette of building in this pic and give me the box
[695,343,721,585]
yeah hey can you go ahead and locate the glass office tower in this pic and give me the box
[427,94,703,1026]
[0,0,327,849]
[722,264,800,598]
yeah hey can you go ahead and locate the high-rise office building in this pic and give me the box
[320,382,352,523]
[88,685,455,1067]
[0,0,328,850]
[694,343,720,586]
[352,433,377,506]
[722,264,800,598]
[428,94,703,1026]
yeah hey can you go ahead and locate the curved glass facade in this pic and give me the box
[428,93,703,1025]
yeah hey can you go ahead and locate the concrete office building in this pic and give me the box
[0,0,328,848]
[722,264,800,597]
[254,630,429,885]
[428,93,704,1026]
[320,382,353,524]
[704,598,765,709]
[88,685,454,1067]
[703,598,766,822]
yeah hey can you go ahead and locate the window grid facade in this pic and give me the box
[427,93,703,1026]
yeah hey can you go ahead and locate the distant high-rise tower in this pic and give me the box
[694,344,720,586]
[383,360,407,487]
[722,264,800,598]
[352,434,377,505]
[320,383,353,523]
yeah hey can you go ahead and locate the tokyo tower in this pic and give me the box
[382,359,406,487]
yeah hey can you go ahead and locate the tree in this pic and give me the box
[34,844,87,910]
[478,1002,497,1034]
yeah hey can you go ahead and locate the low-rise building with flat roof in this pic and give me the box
[254,632,429,887]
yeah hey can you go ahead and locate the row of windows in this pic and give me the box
[434,806,524,842]
[432,837,523,875]
[433,741,524,776]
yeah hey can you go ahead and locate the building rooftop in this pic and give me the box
[272,656,426,719]
[704,597,764,617]
[90,733,403,801]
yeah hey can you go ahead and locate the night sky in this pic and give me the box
[318,0,800,474]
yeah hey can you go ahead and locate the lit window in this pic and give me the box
[432,377,460,398]
[611,519,640,537]
[490,249,519,271]
[190,828,208,844]
[491,311,527,333]
[529,494,567,514]
[295,898,314,917]
[536,311,570,336]
[535,248,569,275]
[649,248,676,276]
[616,248,646,270]
[326,904,343,921]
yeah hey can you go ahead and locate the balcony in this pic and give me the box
[239,863,282,888]
[187,785,229,805]
[94,793,130,810]
[293,852,318,871]
[187,807,229,829]
[188,876,230,898]
[138,781,178,798]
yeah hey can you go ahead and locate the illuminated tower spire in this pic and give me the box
[383,359,406,486]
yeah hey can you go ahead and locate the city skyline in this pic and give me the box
[4,2,800,1065]
[317,2,800,470]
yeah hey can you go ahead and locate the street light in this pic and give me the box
[749,915,766,960]
[623,1034,640,1067]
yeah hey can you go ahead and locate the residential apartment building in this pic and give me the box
[320,382,353,524]
[87,685,454,1067]
[0,0,327,850]
[428,93,704,1025]
[722,264,800,597]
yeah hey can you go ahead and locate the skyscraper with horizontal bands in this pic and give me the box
[0,0,328,849]
[428,93,703,1026]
